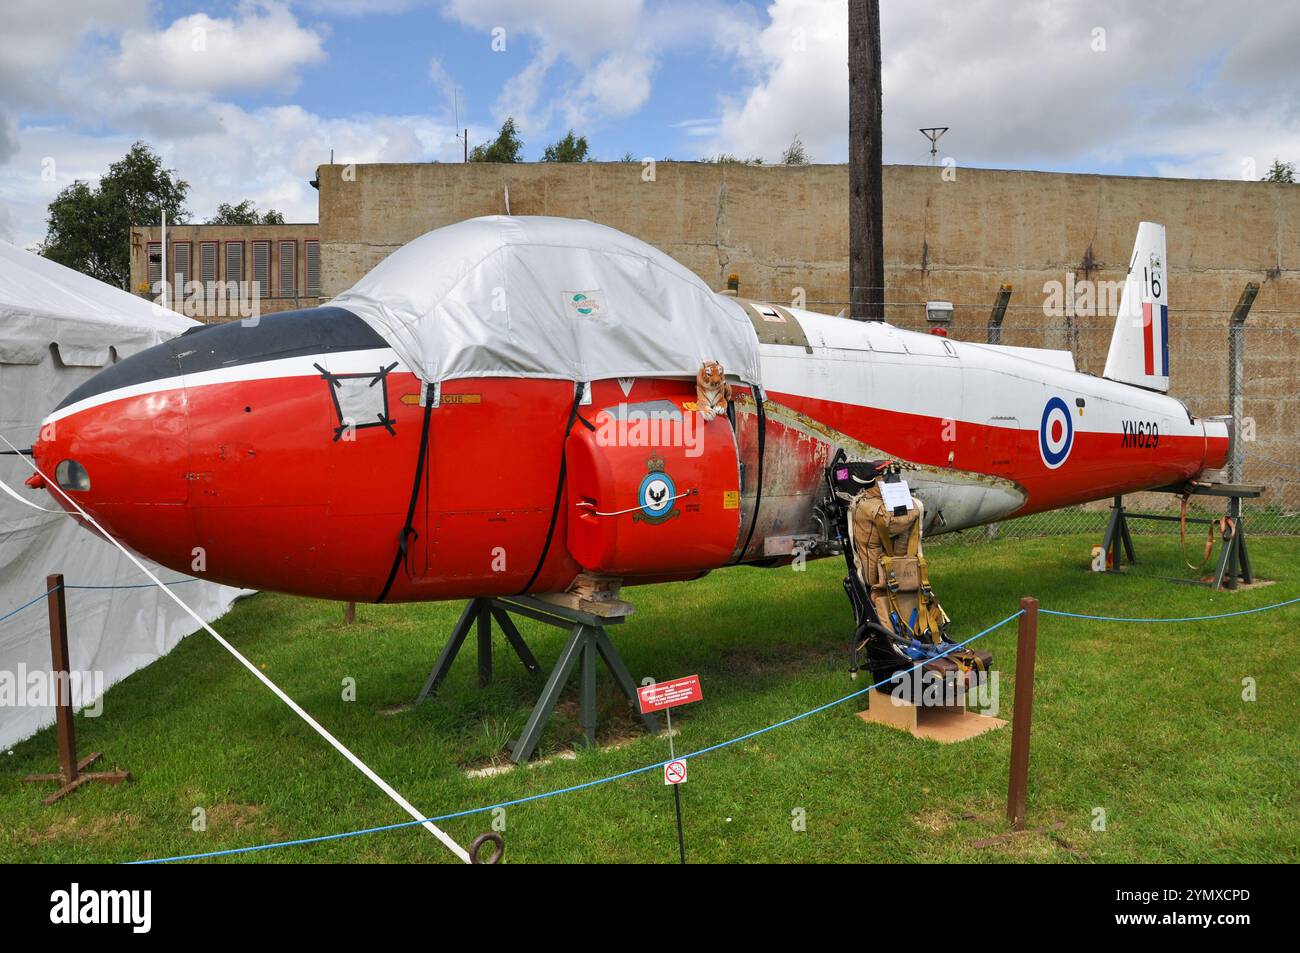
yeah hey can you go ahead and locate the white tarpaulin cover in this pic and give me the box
[0,241,246,750]
[331,215,762,386]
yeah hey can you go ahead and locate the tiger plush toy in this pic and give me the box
[696,360,733,421]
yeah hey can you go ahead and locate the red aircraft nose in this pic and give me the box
[34,378,194,565]
[32,307,413,599]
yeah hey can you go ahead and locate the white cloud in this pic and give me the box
[111,4,326,93]
[438,0,758,148]
[0,105,480,250]
[439,0,648,136]
[0,0,148,88]
[297,0,437,13]
[7,0,1300,253]
[0,1,151,165]
[672,118,719,139]
[0,1,373,249]
[710,0,845,162]
[426,56,458,114]
[492,48,560,137]
[709,0,1300,173]
[441,0,644,66]
[565,50,657,128]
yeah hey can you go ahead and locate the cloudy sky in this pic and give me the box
[2,0,1298,249]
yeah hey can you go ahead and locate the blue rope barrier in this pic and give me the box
[66,579,200,590]
[0,580,203,624]
[0,586,57,624]
[128,609,1025,864]
[1039,595,1300,624]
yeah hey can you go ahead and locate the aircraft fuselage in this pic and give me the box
[32,303,1227,602]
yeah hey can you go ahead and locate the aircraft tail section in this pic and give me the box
[1103,221,1170,392]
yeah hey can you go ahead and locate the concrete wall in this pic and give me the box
[315,162,1300,510]
[129,223,322,320]
[317,163,1298,326]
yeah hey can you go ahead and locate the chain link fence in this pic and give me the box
[803,299,1300,544]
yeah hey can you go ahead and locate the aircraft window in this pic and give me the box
[55,459,90,492]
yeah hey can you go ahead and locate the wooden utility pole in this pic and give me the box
[22,574,131,804]
[848,0,885,321]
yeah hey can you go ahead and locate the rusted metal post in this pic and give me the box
[343,601,356,625]
[47,574,78,783]
[1006,596,1039,831]
[1227,282,1258,483]
[987,283,1013,345]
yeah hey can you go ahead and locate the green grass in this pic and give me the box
[3,535,1298,864]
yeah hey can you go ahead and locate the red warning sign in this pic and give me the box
[663,760,688,785]
[638,675,703,714]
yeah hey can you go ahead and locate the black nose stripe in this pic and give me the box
[54,306,388,411]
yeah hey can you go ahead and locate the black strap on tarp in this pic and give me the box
[375,387,436,603]
[519,382,587,595]
[733,384,766,564]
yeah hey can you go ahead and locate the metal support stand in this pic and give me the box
[416,599,540,697]
[415,596,657,764]
[1100,495,1138,571]
[1099,483,1261,590]
[1213,493,1253,591]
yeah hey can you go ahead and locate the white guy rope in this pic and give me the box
[0,433,470,864]
[0,473,66,513]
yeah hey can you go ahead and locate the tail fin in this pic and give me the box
[1103,222,1169,392]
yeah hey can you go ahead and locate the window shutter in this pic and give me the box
[252,241,270,298]
[147,242,162,287]
[200,242,218,284]
[172,242,191,302]
[225,242,243,284]
[305,241,320,296]
[278,241,296,297]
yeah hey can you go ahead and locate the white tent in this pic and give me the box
[0,241,246,750]
[332,216,762,386]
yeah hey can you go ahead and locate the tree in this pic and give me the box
[469,118,524,163]
[209,200,286,225]
[41,141,189,289]
[541,130,590,162]
[1262,159,1296,183]
[781,134,809,165]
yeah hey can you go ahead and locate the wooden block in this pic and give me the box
[534,591,634,618]
[858,688,1006,744]
[568,573,623,601]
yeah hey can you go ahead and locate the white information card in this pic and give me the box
[880,479,913,511]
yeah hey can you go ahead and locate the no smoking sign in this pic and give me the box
[663,759,688,786]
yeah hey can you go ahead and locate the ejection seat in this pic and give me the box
[822,452,991,697]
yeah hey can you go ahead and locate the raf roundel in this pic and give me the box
[638,468,677,522]
[1039,396,1074,469]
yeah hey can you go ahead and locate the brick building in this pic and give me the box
[128,222,322,321]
